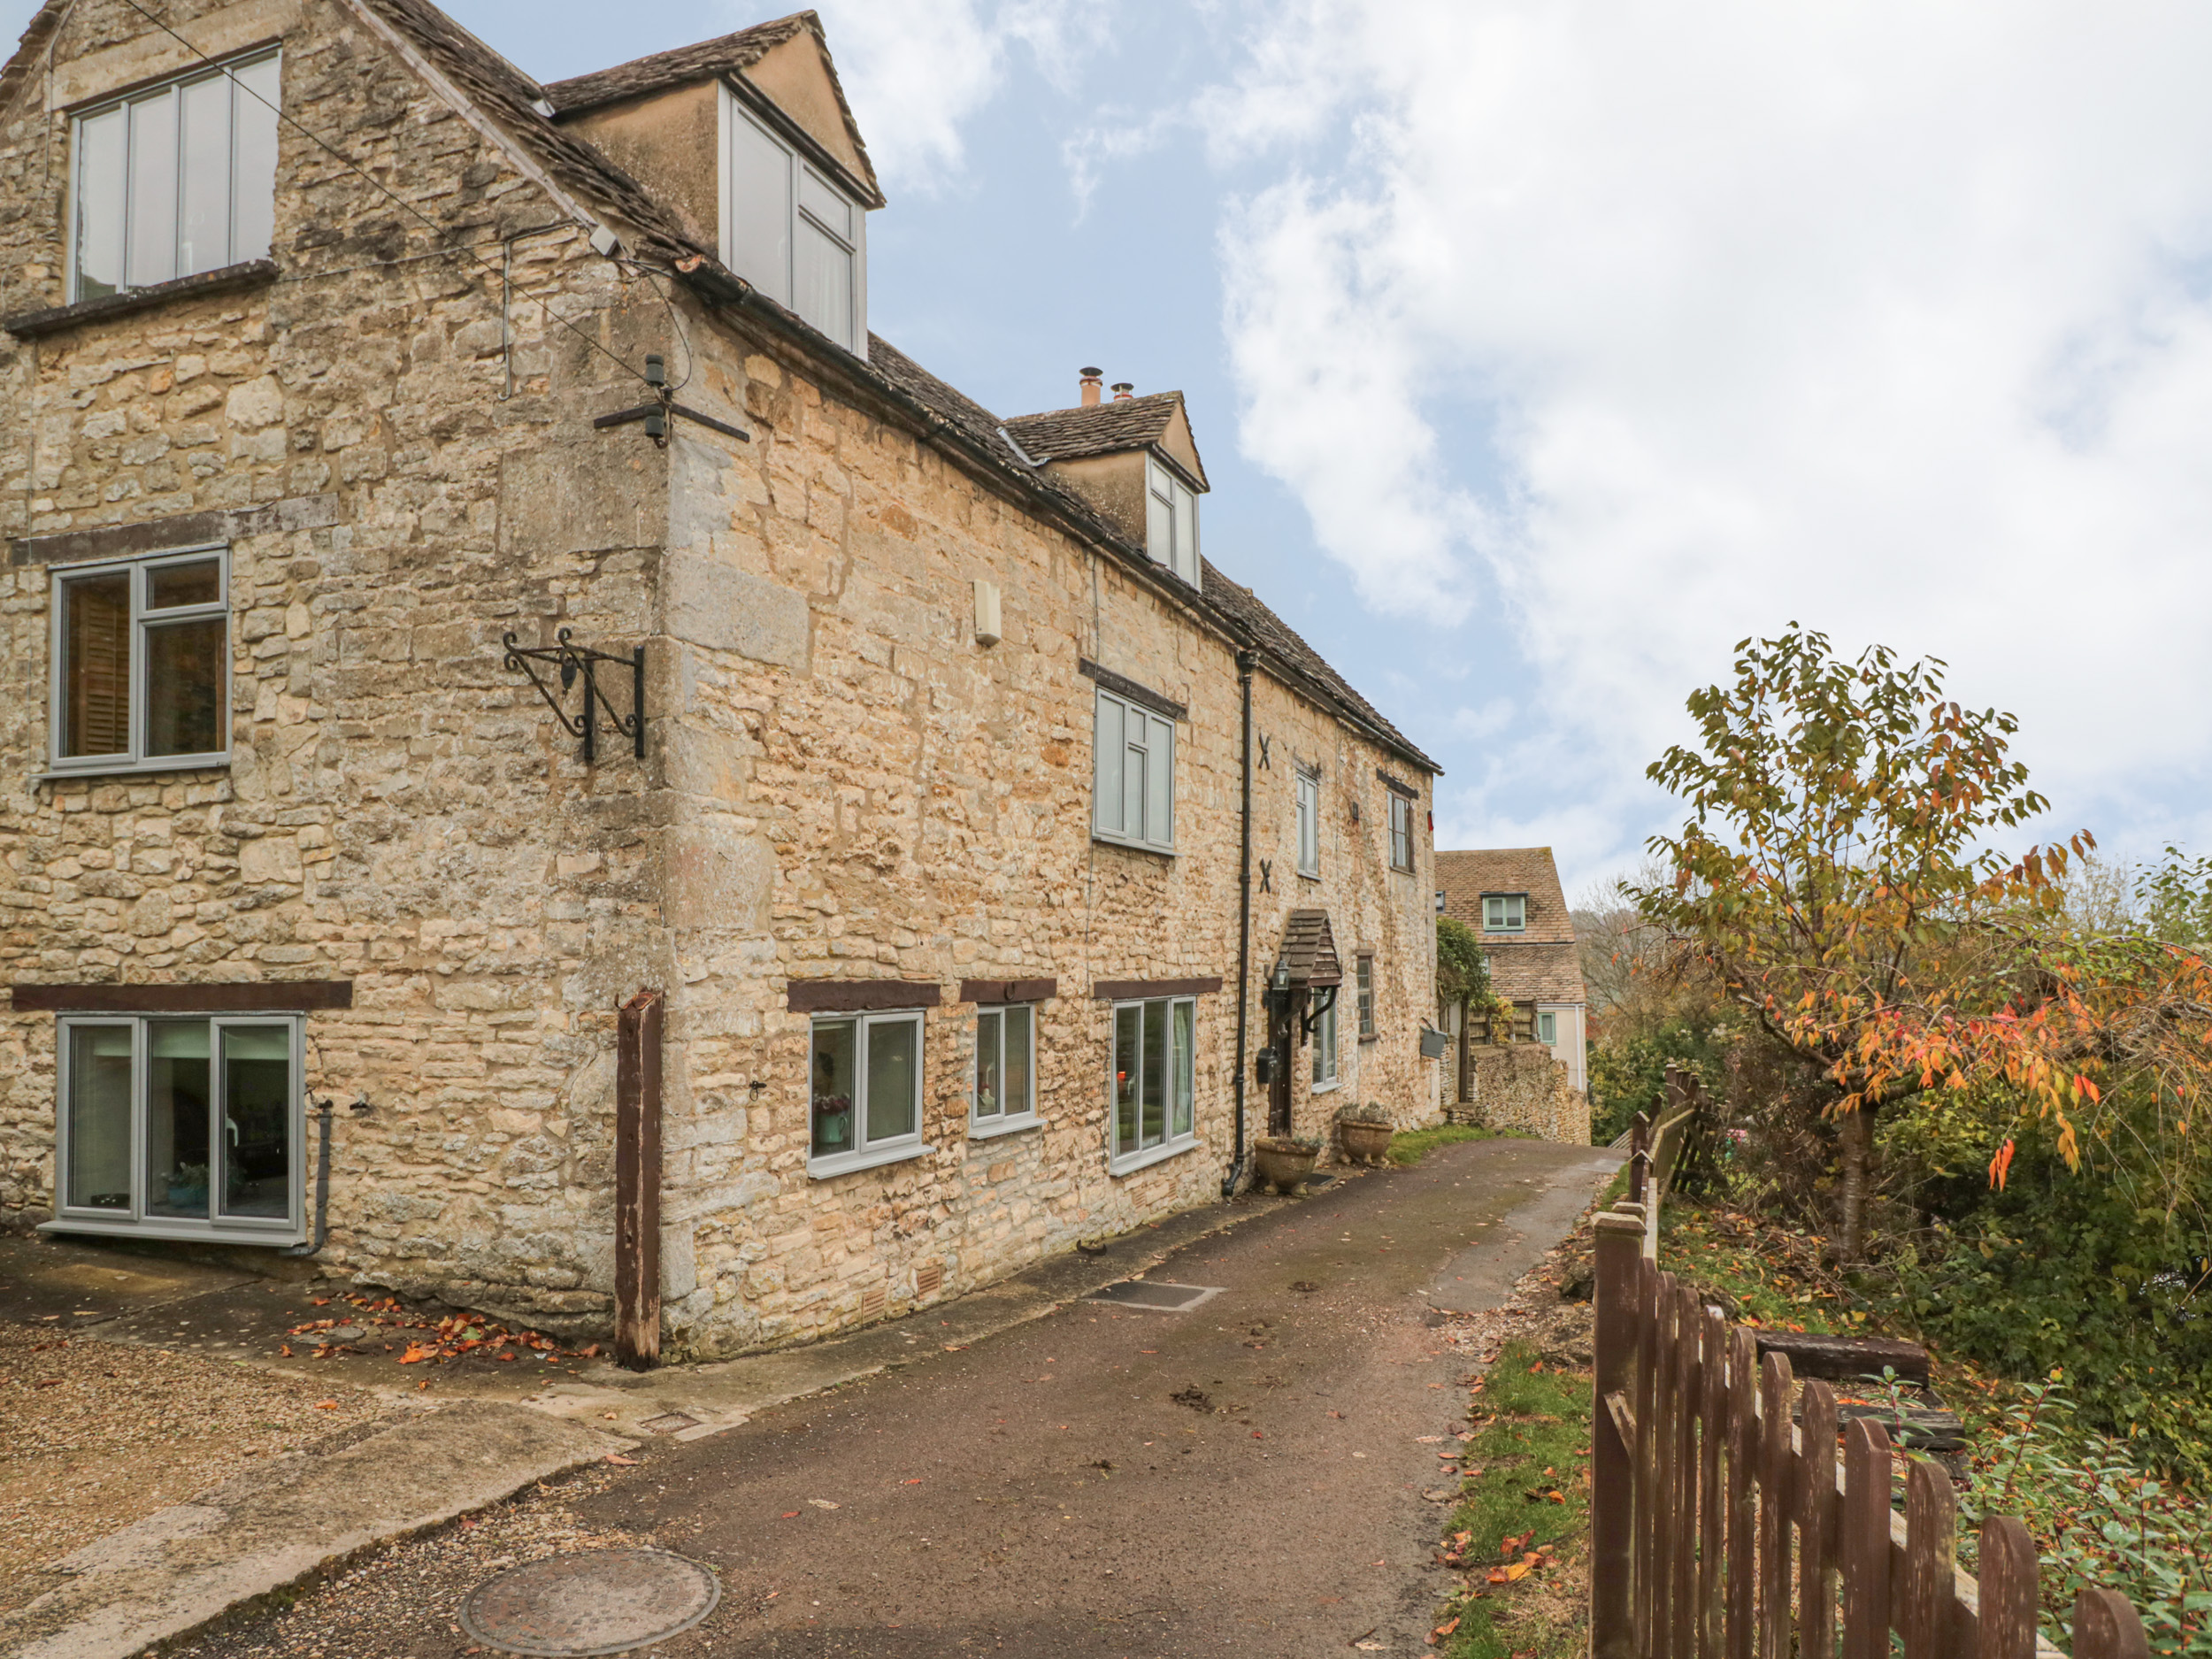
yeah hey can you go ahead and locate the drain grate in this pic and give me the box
[638,1412,701,1435]
[1084,1279,1224,1312]
[459,1548,720,1656]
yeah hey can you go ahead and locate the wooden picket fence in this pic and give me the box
[1590,1199,2151,1659]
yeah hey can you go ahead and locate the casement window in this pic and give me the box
[1109,995,1195,1173]
[972,1004,1036,1134]
[1537,1010,1558,1045]
[1387,793,1414,872]
[808,1010,924,1177]
[721,88,865,355]
[71,50,280,303]
[1483,893,1527,933]
[1295,770,1320,878]
[50,548,229,776]
[1310,994,1340,1088]
[54,1015,302,1241]
[1356,956,1376,1040]
[1145,457,1200,585]
[1093,687,1175,853]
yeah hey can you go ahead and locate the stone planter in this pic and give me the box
[1253,1139,1321,1195]
[1338,1120,1394,1166]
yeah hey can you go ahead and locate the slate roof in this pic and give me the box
[1279,909,1344,988]
[1436,849,1586,1006]
[1002,394,1208,488]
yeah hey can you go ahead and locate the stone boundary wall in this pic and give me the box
[1463,1042,1590,1145]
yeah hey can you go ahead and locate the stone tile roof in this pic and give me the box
[1002,394,1209,488]
[1436,848,1586,1006]
[1279,909,1343,988]
[1479,941,1586,1006]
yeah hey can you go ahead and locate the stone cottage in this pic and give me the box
[0,0,1443,1356]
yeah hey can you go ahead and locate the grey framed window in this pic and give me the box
[50,548,230,777]
[70,50,280,303]
[1356,956,1376,1039]
[1311,994,1340,1088]
[1387,793,1414,871]
[1109,995,1195,1174]
[721,87,865,354]
[1483,894,1526,933]
[972,1004,1036,1135]
[808,1010,926,1178]
[1094,687,1175,854]
[51,1014,303,1241]
[1537,1010,1558,1045]
[1145,456,1200,585]
[1295,769,1320,878]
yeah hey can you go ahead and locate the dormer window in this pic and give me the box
[720,88,864,355]
[1146,457,1200,584]
[1483,894,1527,933]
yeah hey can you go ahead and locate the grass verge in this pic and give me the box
[1388,1125,1509,1165]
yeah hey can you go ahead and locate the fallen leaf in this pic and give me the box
[604,1454,640,1467]
[313,1400,338,1410]
[808,1499,840,1510]
[780,1511,800,1519]
[901,1479,923,1486]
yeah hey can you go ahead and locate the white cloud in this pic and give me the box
[1204,0,2212,870]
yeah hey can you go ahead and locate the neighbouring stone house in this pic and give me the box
[0,0,1443,1356]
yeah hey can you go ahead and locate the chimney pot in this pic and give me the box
[1079,367,1102,407]
[1111,381,1134,402]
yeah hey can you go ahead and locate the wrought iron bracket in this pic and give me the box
[502,628,646,763]
[1300,983,1339,1042]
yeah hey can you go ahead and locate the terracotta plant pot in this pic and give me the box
[1253,1139,1321,1195]
[1338,1120,1394,1166]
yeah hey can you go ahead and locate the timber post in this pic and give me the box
[1592,1207,1644,1659]
[614,987,664,1371]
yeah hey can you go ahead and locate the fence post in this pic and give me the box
[1630,1110,1652,1204]
[1592,1209,1644,1659]
[1636,1256,1662,1655]
[1901,1458,1955,1659]
[1839,1417,1892,1659]
[1978,1517,2041,1659]
[1697,1303,1726,1659]
[1725,1325,1759,1659]
[1671,1283,1702,1659]
[1758,1350,1795,1659]
[2073,1586,2151,1659]
[1799,1379,1839,1659]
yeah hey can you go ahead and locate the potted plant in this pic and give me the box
[1335,1102,1395,1166]
[1253,1134,1322,1195]
[165,1160,209,1210]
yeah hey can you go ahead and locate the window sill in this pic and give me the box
[1357,1033,1379,1044]
[1091,829,1176,858]
[4,258,280,341]
[41,1216,303,1248]
[1297,869,1321,882]
[968,1115,1041,1141]
[1312,1079,1343,1094]
[1107,1136,1196,1179]
[34,756,231,785]
[806,1140,932,1181]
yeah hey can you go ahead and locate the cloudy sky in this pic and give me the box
[13,0,2212,892]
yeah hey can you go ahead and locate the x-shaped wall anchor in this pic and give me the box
[1259,859,1273,893]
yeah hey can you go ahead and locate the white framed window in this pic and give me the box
[1356,956,1375,1040]
[972,1004,1037,1136]
[1109,995,1195,1174]
[1295,769,1320,878]
[49,547,230,777]
[720,88,865,355]
[1145,456,1200,585]
[1387,793,1414,872]
[52,1014,303,1241]
[1483,894,1527,933]
[70,50,280,303]
[1537,1010,1558,1045]
[808,1010,926,1178]
[1094,687,1175,854]
[1311,993,1340,1088]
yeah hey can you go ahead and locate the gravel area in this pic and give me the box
[0,1321,385,1613]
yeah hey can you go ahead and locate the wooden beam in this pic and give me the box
[614,989,663,1371]
[9,980,353,1012]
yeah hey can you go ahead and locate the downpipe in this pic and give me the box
[1223,646,1258,1199]
[283,1093,367,1258]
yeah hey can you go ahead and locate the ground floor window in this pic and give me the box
[973,1004,1036,1132]
[1110,996,1194,1171]
[1311,991,1340,1088]
[810,1010,925,1176]
[55,1015,301,1238]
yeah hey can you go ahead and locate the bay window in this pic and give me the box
[50,548,230,776]
[809,1010,925,1177]
[1109,995,1194,1173]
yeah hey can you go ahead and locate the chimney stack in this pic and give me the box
[1079,367,1102,407]
[1111,381,1134,402]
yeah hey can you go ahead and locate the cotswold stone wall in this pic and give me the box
[1466,1043,1590,1145]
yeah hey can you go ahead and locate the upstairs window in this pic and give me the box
[1356,956,1375,1039]
[1145,457,1200,585]
[51,549,230,776]
[722,89,864,354]
[1387,793,1414,871]
[1094,687,1175,854]
[1537,1010,1558,1045]
[1483,893,1526,933]
[1295,770,1320,878]
[72,50,280,303]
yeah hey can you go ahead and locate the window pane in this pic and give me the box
[1171,486,1194,579]
[148,557,220,609]
[1094,693,1123,836]
[127,89,179,288]
[1146,717,1172,847]
[1171,1002,1193,1138]
[1146,487,1171,565]
[795,216,853,349]
[60,572,131,757]
[178,73,230,278]
[230,55,280,263]
[811,1019,856,1156]
[144,617,227,757]
[145,1019,211,1219]
[1003,1005,1031,1117]
[864,1018,918,1143]
[65,1025,134,1211]
[219,1025,290,1218]
[1141,1000,1167,1148]
[74,105,127,300]
[1313,999,1325,1084]
[1113,1005,1141,1156]
[974,1009,1002,1118]
[799,168,851,242]
[725,107,791,305]
[1123,736,1145,843]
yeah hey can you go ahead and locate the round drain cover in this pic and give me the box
[459,1548,720,1656]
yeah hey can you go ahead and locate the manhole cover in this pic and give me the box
[459,1548,720,1655]
[1085,1280,1223,1311]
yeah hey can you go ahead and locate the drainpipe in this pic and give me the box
[1223,646,1259,1198]
[282,1096,336,1257]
